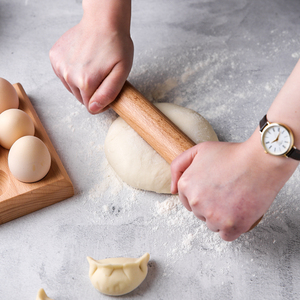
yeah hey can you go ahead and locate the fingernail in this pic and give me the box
[89,101,103,113]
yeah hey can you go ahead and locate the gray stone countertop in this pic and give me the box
[1,0,300,299]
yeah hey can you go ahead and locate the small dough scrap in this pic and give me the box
[36,288,54,300]
[105,103,218,193]
[87,253,150,296]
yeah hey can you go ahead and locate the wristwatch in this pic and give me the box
[259,115,300,160]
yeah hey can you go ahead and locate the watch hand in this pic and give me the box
[272,132,280,143]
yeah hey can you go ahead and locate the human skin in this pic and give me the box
[50,0,300,241]
[49,0,133,114]
[171,59,300,241]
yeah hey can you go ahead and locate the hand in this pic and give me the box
[49,16,133,114]
[171,130,298,241]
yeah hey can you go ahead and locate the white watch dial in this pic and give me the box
[262,124,292,155]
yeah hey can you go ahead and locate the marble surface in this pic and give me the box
[1,0,300,299]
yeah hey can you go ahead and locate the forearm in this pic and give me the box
[267,59,300,148]
[170,60,300,240]
[244,60,300,189]
[82,0,132,34]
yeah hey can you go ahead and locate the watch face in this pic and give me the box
[261,123,293,156]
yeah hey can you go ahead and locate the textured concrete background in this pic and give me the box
[1,0,300,299]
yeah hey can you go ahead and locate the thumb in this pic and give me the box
[88,63,129,114]
[170,145,199,194]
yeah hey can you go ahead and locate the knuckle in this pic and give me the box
[49,47,56,60]
[218,220,243,242]
[222,219,236,232]
[62,68,72,83]
[189,196,199,207]
[78,73,93,91]
[177,175,189,192]
[204,209,214,220]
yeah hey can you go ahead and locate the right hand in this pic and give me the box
[49,16,133,114]
[171,131,298,241]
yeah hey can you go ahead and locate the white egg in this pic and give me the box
[8,136,51,183]
[0,108,35,149]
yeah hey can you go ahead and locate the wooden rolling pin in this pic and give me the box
[110,81,195,164]
[110,81,262,231]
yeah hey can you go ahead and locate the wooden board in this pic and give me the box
[0,83,74,224]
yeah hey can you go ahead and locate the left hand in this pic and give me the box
[49,16,133,114]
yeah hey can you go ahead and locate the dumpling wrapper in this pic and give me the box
[87,253,150,296]
[36,288,54,300]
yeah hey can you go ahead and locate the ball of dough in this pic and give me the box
[0,108,35,149]
[8,136,51,183]
[104,103,218,193]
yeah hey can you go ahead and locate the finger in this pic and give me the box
[69,85,84,104]
[205,220,220,232]
[88,62,130,114]
[63,71,85,105]
[59,76,73,94]
[58,74,84,105]
[170,146,198,194]
[50,65,74,95]
[96,105,110,114]
[218,219,246,242]
[178,190,192,211]
[219,230,241,242]
[189,201,206,222]
[54,68,84,105]
[49,56,76,96]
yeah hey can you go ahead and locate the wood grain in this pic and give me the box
[0,83,74,224]
[110,81,195,164]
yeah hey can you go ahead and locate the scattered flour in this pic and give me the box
[60,45,295,270]
[155,196,181,215]
[152,78,178,100]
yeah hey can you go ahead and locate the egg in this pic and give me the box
[0,109,35,149]
[8,136,51,183]
[0,78,19,113]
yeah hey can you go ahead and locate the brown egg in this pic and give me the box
[8,136,51,183]
[0,109,35,149]
[0,78,19,113]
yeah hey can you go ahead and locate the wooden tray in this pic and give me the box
[0,83,74,224]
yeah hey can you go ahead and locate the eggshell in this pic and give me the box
[8,136,51,183]
[0,109,35,149]
[0,78,19,113]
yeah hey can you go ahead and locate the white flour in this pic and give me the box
[58,42,300,273]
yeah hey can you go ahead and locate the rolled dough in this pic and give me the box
[104,103,218,193]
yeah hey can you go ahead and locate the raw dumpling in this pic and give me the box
[87,253,150,296]
[36,288,54,300]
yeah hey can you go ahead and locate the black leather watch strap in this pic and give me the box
[286,147,300,160]
[259,115,268,132]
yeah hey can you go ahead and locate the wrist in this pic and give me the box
[267,59,300,149]
[245,128,298,185]
[82,0,131,35]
